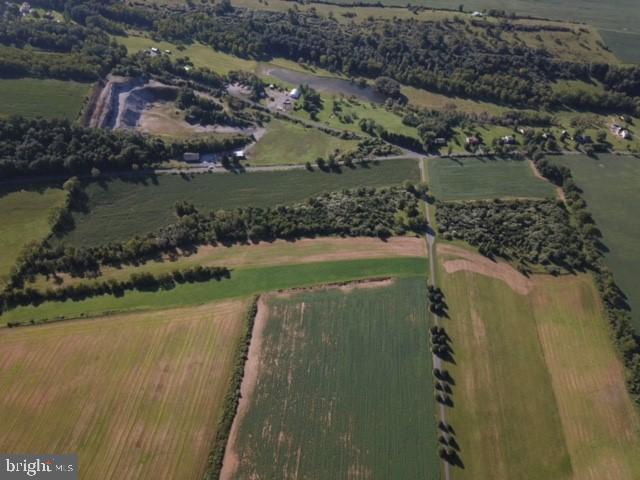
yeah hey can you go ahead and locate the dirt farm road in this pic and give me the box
[420,158,451,480]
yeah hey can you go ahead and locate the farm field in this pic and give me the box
[2,257,428,325]
[437,243,640,479]
[60,159,419,247]
[31,237,426,289]
[247,119,359,165]
[555,154,640,329]
[599,30,640,64]
[0,186,66,286]
[0,299,249,480]
[0,78,92,120]
[222,277,439,479]
[427,157,556,201]
[323,0,640,36]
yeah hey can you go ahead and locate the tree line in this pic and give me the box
[0,117,248,178]
[2,265,229,317]
[8,186,427,287]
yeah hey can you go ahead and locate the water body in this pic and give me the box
[261,66,385,103]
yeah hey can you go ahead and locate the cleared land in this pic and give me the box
[222,277,439,479]
[437,243,640,479]
[427,157,556,201]
[32,237,426,289]
[0,186,66,286]
[61,159,419,247]
[115,35,334,78]
[555,154,640,329]
[0,78,91,120]
[2,257,428,324]
[247,119,359,165]
[0,299,249,480]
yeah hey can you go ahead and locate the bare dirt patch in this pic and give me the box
[438,244,532,295]
[220,296,270,480]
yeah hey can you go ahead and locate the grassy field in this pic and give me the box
[427,157,556,201]
[60,159,419,247]
[555,154,640,329]
[437,243,640,479]
[0,299,249,480]
[0,78,92,120]
[247,119,359,165]
[600,30,640,64]
[223,277,439,479]
[31,237,426,290]
[2,257,428,324]
[291,95,419,139]
[0,186,66,286]
[115,35,335,77]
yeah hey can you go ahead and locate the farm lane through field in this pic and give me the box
[421,158,451,480]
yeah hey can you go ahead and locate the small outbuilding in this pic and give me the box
[183,152,200,162]
[289,88,301,99]
[233,150,246,159]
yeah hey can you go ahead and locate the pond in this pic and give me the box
[261,66,386,103]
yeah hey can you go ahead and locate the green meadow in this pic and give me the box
[0,186,66,286]
[0,78,92,120]
[1,257,428,324]
[427,157,556,201]
[247,119,359,165]
[555,154,640,329]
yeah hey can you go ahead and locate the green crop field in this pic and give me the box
[0,299,249,480]
[60,159,419,247]
[555,154,640,329]
[0,78,92,120]
[600,30,640,64]
[437,243,640,479]
[427,157,556,201]
[0,186,66,286]
[321,0,640,36]
[247,119,359,165]
[223,277,439,479]
[2,257,428,325]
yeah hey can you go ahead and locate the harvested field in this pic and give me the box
[0,299,249,480]
[34,236,427,289]
[438,243,640,479]
[221,277,439,479]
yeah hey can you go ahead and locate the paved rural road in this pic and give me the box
[419,158,451,480]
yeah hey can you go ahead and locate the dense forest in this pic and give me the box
[436,199,587,272]
[2,0,639,113]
